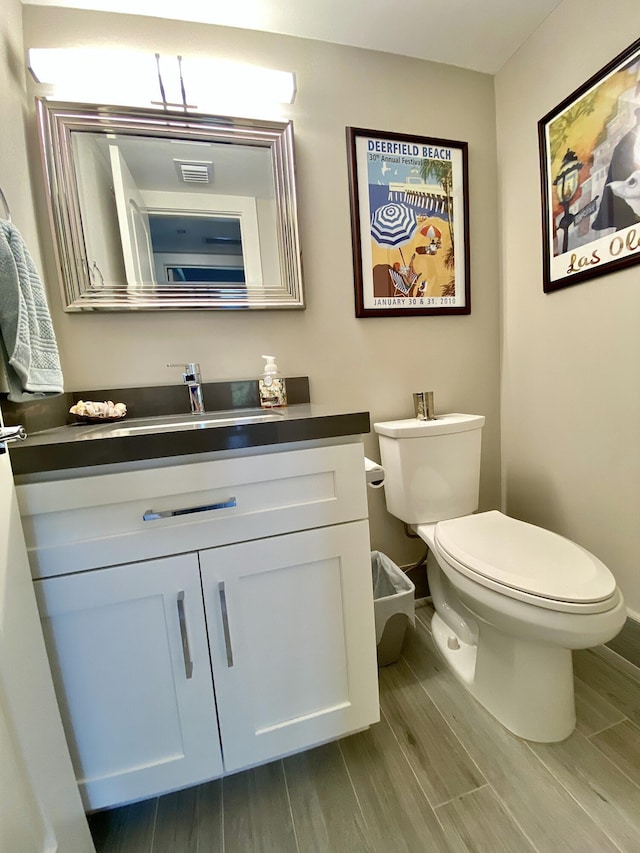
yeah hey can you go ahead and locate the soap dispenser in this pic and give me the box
[259,355,287,408]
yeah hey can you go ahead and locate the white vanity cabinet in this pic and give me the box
[201,519,376,773]
[18,439,379,810]
[34,553,223,811]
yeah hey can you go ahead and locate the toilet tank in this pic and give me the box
[374,414,485,524]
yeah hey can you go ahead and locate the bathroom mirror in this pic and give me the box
[36,100,304,310]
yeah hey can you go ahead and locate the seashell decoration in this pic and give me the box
[69,400,127,420]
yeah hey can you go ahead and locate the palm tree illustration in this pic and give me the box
[420,160,454,253]
[440,244,455,296]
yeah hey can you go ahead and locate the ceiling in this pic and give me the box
[21,0,564,75]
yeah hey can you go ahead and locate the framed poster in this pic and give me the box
[346,127,470,317]
[539,37,640,293]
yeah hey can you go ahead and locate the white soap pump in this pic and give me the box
[259,355,287,408]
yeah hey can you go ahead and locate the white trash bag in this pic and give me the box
[371,550,415,665]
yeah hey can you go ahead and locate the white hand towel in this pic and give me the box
[0,219,63,401]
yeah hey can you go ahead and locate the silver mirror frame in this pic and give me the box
[36,99,305,311]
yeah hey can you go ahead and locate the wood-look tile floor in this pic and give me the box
[89,603,640,852]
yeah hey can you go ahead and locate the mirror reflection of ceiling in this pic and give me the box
[21,0,565,74]
[79,133,275,197]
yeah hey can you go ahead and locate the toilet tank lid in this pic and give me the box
[374,413,485,438]
[435,510,617,604]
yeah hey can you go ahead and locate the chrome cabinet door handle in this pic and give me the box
[219,582,234,668]
[0,424,27,455]
[176,591,193,679]
[143,497,237,521]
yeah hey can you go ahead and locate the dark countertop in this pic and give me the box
[9,404,371,477]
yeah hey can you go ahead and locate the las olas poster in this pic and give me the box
[347,128,470,317]
[539,37,640,292]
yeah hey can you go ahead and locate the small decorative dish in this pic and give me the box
[72,414,127,425]
[70,400,127,424]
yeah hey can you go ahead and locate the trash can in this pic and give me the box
[371,550,415,666]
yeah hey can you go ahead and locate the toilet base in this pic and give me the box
[431,611,575,742]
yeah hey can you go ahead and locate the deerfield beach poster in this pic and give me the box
[346,127,470,317]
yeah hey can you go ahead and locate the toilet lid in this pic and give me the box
[434,511,617,605]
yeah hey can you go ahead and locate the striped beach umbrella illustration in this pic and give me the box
[370,203,417,247]
[420,224,442,241]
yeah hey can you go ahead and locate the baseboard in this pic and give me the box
[606,615,640,670]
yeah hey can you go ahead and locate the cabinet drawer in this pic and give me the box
[18,442,368,579]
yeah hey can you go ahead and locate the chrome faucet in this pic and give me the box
[168,362,205,414]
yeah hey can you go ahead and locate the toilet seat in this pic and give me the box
[434,510,619,615]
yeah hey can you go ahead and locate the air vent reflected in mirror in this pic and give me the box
[174,160,212,184]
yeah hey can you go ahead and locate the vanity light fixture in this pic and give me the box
[27,48,297,114]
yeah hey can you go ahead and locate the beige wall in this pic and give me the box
[0,1,42,397]
[1,1,43,302]
[10,2,638,615]
[19,6,502,567]
[496,0,640,615]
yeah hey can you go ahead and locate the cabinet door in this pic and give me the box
[200,520,379,773]
[35,553,223,810]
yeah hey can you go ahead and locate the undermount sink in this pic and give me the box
[90,408,285,438]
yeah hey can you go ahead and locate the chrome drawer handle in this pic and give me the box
[143,497,237,521]
[176,591,193,679]
[219,582,234,668]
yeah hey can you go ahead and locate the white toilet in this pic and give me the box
[374,413,626,743]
